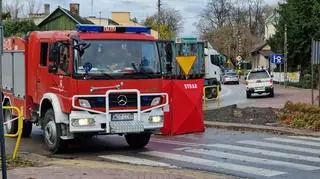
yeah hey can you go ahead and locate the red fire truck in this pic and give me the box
[1,25,168,153]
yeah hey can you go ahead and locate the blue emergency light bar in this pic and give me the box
[75,24,151,34]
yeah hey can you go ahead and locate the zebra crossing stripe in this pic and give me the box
[208,143,320,163]
[151,138,199,147]
[99,155,177,168]
[265,137,320,147]
[141,151,286,177]
[288,136,320,142]
[184,148,320,171]
[238,140,320,154]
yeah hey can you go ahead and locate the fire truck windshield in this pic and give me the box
[73,40,161,79]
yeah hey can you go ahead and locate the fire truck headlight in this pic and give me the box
[150,97,161,106]
[71,118,95,127]
[79,99,91,108]
[149,116,163,123]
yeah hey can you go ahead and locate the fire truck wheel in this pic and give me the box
[22,121,33,137]
[43,109,65,153]
[3,107,18,134]
[125,133,151,149]
[205,87,217,99]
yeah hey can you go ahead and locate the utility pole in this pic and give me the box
[0,0,8,178]
[284,24,288,88]
[91,0,94,17]
[157,0,161,39]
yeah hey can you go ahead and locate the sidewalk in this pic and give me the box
[7,156,232,179]
[205,121,320,137]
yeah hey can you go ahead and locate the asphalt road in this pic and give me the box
[205,83,249,110]
[205,83,314,110]
[5,127,320,179]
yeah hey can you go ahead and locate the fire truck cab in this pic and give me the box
[1,25,168,153]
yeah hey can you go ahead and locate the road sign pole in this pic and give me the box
[284,24,288,88]
[311,41,314,105]
[280,63,282,84]
[312,63,314,105]
[318,64,320,106]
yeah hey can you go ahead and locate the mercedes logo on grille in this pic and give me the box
[117,95,128,106]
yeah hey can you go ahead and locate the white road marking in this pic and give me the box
[208,143,320,163]
[288,136,320,142]
[142,151,286,177]
[184,148,320,171]
[99,155,177,168]
[221,86,233,98]
[151,138,200,147]
[238,140,320,154]
[266,137,320,147]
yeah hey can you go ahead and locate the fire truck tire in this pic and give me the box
[22,121,33,137]
[205,87,218,99]
[3,105,18,134]
[43,109,65,153]
[125,133,151,149]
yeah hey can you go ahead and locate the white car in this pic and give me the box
[245,69,274,98]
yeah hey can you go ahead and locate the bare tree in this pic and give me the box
[144,6,183,39]
[3,0,24,19]
[198,0,276,60]
[198,0,233,33]
[3,0,42,19]
[26,0,42,16]
[158,7,183,36]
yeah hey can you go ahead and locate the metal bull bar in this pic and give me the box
[3,106,24,160]
[72,89,169,133]
[203,85,221,110]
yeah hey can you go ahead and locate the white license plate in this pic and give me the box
[254,87,265,91]
[112,113,134,121]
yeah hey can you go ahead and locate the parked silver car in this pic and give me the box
[222,72,239,84]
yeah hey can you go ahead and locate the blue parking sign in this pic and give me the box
[271,54,284,64]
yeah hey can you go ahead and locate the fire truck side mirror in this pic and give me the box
[48,64,58,74]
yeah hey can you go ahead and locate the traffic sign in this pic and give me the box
[271,54,285,64]
[176,37,197,43]
[176,56,196,75]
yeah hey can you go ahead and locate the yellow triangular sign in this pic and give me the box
[176,56,196,75]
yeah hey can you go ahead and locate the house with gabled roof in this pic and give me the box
[38,3,93,31]
[250,41,274,70]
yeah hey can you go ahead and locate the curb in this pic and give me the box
[204,121,320,137]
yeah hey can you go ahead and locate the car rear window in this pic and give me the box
[226,72,237,76]
[248,71,270,80]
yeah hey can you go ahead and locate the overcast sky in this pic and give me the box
[40,0,279,36]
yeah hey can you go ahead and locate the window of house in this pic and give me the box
[40,43,48,66]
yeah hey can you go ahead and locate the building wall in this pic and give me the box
[251,54,268,69]
[33,17,47,25]
[86,17,112,26]
[111,12,159,39]
[265,23,276,40]
[111,12,133,25]
[38,11,76,30]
